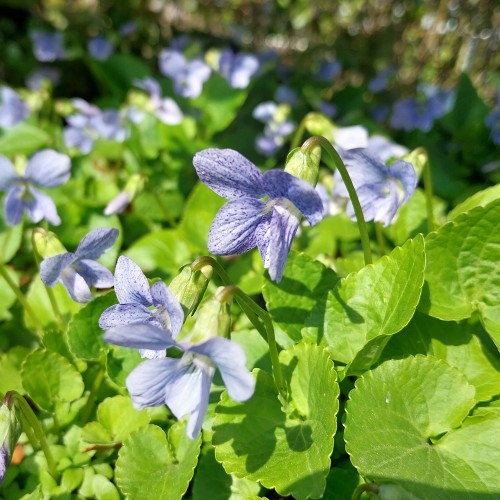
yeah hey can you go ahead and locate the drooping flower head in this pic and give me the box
[0,87,30,129]
[0,150,70,226]
[99,256,184,358]
[193,149,323,282]
[158,49,211,99]
[333,148,417,226]
[40,227,118,302]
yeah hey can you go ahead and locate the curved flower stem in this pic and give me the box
[0,264,44,338]
[301,136,373,265]
[5,391,58,481]
[351,482,379,500]
[31,230,64,332]
[422,154,436,232]
[191,256,287,399]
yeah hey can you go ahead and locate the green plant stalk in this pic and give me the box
[351,482,379,500]
[290,113,310,150]
[374,222,388,256]
[0,264,44,338]
[191,256,287,399]
[301,136,373,265]
[31,230,64,332]
[6,391,58,480]
[80,364,106,424]
[422,157,436,232]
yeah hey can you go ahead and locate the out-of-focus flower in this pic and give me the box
[30,31,66,62]
[315,60,342,83]
[193,148,323,282]
[40,227,118,302]
[26,67,61,90]
[104,320,255,439]
[318,101,337,118]
[253,101,294,156]
[134,77,183,125]
[0,150,70,226]
[366,135,408,162]
[333,148,417,226]
[275,85,298,105]
[159,49,211,99]
[119,22,136,37]
[104,174,145,216]
[485,108,500,145]
[0,87,30,129]
[92,110,128,142]
[368,66,396,93]
[88,36,114,61]
[99,256,184,358]
[332,125,369,151]
[218,48,260,89]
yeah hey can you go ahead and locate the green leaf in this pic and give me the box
[0,123,50,156]
[345,356,500,498]
[192,448,261,500]
[178,182,225,253]
[21,349,84,412]
[125,229,191,275]
[83,395,150,444]
[379,312,500,401]
[92,474,120,500]
[448,184,500,220]
[213,343,339,500]
[0,346,31,395]
[304,235,425,371]
[0,266,18,321]
[115,422,201,500]
[106,345,142,388]
[419,200,500,348]
[0,219,23,264]
[263,251,338,347]
[68,294,117,360]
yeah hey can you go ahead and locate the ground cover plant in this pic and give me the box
[0,1,499,499]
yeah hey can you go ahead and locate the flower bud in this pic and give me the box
[32,228,66,259]
[304,112,335,141]
[169,264,212,317]
[284,146,321,187]
[402,147,427,179]
[0,398,22,486]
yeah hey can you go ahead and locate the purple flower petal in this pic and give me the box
[3,186,24,226]
[388,160,417,203]
[126,358,173,409]
[155,98,183,125]
[0,154,16,191]
[262,170,324,225]
[193,149,265,200]
[24,149,71,188]
[151,281,184,338]
[114,255,153,306]
[103,323,175,351]
[61,266,94,302]
[208,198,267,255]
[258,202,301,282]
[104,191,130,216]
[40,252,75,287]
[158,49,186,79]
[98,303,152,329]
[75,259,114,288]
[75,227,118,260]
[252,102,277,122]
[190,337,255,402]
[25,187,61,225]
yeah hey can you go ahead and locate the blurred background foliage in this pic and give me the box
[0,0,499,101]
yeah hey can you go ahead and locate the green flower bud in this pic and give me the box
[304,112,335,142]
[284,146,321,187]
[0,397,22,485]
[169,264,213,317]
[32,228,67,259]
[123,173,146,199]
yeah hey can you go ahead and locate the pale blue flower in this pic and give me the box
[315,60,342,83]
[158,49,211,99]
[104,191,131,215]
[218,48,260,89]
[193,149,323,282]
[99,256,183,358]
[275,85,298,106]
[0,87,29,129]
[103,322,255,439]
[40,227,118,302]
[366,135,408,162]
[333,125,369,150]
[0,150,70,226]
[26,67,61,90]
[368,66,396,93]
[333,149,417,226]
[134,77,183,125]
[88,36,114,61]
[31,31,66,62]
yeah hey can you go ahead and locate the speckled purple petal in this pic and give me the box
[208,198,267,255]
[113,255,152,306]
[98,303,151,329]
[151,281,184,338]
[75,227,118,260]
[40,252,75,287]
[103,323,175,351]
[76,259,114,289]
[193,149,265,200]
[60,266,94,302]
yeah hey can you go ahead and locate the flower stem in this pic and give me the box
[5,391,58,480]
[0,264,44,338]
[31,230,64,332]
[80,364,106,424]
[191,256,287,399]
[374,222,388,256]
[422,154,436,232]
[301,136,373,265]
[290,113,310,150]
[351,482,379,500]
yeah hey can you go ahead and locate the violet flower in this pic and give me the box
[30,31,66,62]
[333,148,417,226]
[218,48,260,89]
[40,227,118,302]
[193,148,323,282]
[0,150,70,226]
[103,322,255,439]
[87,36,114,61]
[99,256,183,359]
[0,87,30,129]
